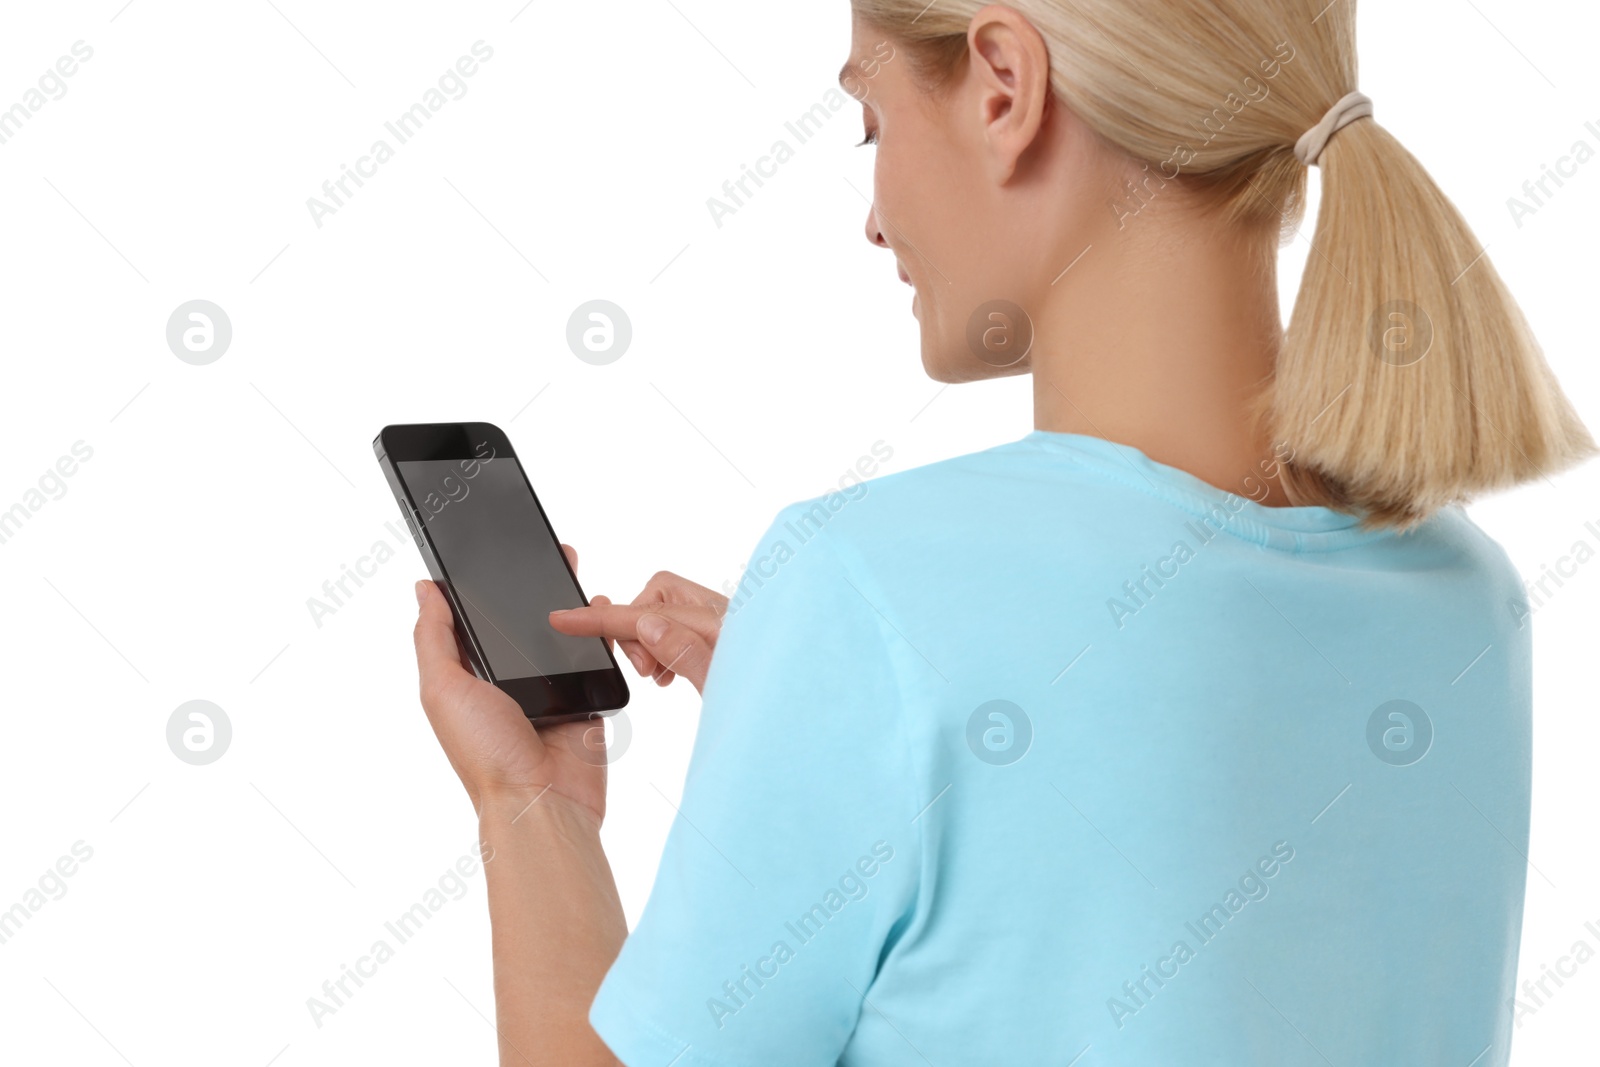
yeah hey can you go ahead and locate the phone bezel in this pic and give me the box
[374,421,628,725]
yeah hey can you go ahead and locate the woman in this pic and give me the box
[410,2,1594,1063]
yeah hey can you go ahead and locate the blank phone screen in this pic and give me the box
[397,456,612,680]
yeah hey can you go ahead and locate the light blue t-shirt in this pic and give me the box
[590,430,1531,1066]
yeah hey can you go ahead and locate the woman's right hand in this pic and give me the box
[549,564,729,694]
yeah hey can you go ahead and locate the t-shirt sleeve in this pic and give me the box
[589,502,921,1067]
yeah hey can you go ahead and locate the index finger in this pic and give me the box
[413,579,474,693]
[549,601,721,642]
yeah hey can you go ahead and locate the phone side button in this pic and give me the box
[401,508,424,548]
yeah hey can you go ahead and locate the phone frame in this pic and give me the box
[374,422,628,725]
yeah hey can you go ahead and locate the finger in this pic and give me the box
[635,570,730,615]
[550,592,655,676]
[621,572,718,679]
[553,603,719,676]
[550,602,722,644]
[616,636,655,677]
[452,628,476,674]
[561,543,577,573]
[635,613,712,692]
[621,584,669,678]
[552,601,687,682]
[414,580,474,698]
[589,594,615,653]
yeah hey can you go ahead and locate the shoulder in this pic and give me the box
[723,443,1030,622]
[1402,504,1529,624]
[759,435,1085,556]
[1413,505,1519,577]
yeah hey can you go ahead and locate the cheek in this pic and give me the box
[875,132,972,270]
[874,155,938,299]
[873,148,939,276]
[871,147,908,232]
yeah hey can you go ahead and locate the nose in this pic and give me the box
[864,202,889,249]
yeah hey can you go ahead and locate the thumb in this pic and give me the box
[636,612,713,693]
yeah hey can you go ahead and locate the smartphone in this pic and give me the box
[374,422,628,724]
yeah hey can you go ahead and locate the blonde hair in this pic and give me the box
[854,0,1595,530]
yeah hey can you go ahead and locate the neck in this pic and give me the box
[1029,211,1294,507]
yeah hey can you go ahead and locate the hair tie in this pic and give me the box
[1294,91,1373,167]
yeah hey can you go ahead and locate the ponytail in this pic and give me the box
[1250,116,1595,528]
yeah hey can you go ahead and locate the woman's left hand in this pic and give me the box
[411,544,614,823]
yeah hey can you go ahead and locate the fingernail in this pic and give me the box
[415,581,428,606]
[637,614,668,643]
[625,649,647,674]
[549,608,569,615]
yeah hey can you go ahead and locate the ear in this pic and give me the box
[965,5,1052,183]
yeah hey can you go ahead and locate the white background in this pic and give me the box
[0,1,1595,1064]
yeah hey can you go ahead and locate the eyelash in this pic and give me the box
[857,129,878,147]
